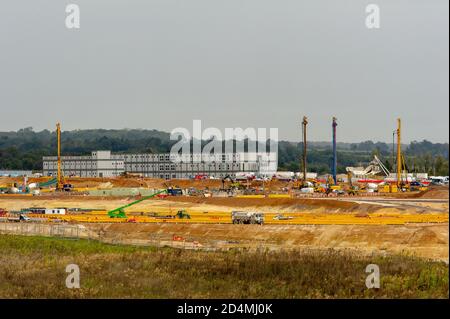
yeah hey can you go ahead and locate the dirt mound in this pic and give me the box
[418,186,449,199]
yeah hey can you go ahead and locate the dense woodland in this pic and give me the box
[0,127,448,176]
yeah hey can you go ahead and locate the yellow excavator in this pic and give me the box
[221,175,242,191]
[347,171,359,196]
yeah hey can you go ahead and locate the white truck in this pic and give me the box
[231,211,264,225]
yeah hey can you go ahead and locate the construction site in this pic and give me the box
[0,118,448,266]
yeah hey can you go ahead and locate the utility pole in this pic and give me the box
[396,118,402,188]
[301,116,308,186]
[332,117,337,184]
[56,123,63,191]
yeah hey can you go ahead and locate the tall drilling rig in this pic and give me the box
[396,118,402,188]
[56,123,63,191]
[332,117,338,184]
[301,116,308,186]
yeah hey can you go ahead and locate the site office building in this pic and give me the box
[43,150,260,179]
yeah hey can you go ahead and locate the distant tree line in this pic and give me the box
[0,128,448,176]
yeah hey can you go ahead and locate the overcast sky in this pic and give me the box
[0,0,448,143]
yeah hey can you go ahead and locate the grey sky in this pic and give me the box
[0,0,448,143]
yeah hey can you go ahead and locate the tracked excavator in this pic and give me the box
[221,175,242,191]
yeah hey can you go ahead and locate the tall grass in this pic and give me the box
[0,235,447,298]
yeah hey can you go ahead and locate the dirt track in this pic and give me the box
[0,194,445,215]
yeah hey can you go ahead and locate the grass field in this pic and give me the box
[0,234,448,298]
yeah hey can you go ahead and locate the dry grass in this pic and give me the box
[0,234,448,299]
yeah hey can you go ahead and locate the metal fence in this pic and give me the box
[0,222,84,239]
[0,222,276,252]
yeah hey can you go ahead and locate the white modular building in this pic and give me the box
[43,150,274,179]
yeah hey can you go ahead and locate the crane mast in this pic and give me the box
[56,123,63,191]
[332,117,337,184]
[301,116,308,186]
[396,118,402,188]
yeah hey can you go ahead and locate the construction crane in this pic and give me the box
[396,118,408,188]
[56,123,63,191]
[332,117,338,184]
[107,189,168,218]
[373,155,390,176]
[301,116,308,187]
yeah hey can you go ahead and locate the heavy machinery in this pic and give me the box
[38,178,58,188]
[175,210,191,219]
[167,187,183,196]
[231,211,264,225]
[62,183,73,192]
[301,116,308,187]
[325,175,342,194]
[221,175,243,191]
[395,118,411,190]
[332,117,338,184]
[56,123,64,191]
[347,171,359,196]
[273,214,293,221]
[107,189,168,218]
[396,118,402,188]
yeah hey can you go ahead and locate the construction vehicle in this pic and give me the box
[4,214,31,222]
[409,181,423,192]
[395,118,411,191]
[175,210,191,219]
[56,123,63,191]
[221,175,243,191]
[273,214,293,221]
[311,180,327,193]
[378,183,398,193]
[167,187,183,196]
[107,189,168,218]
[38,178,58,188]
[347,171,359,196]
[231,211,264,225]
[63,183,73,192]
[326,175,341,193]
[332,117,338,184]
[221,175,233,190]
[300,116,308,187]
